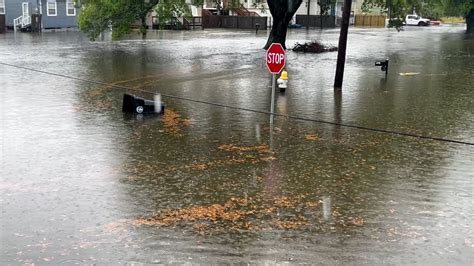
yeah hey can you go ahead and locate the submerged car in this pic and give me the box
[405,15,431,26]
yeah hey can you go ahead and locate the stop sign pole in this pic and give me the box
[266,43,286,128]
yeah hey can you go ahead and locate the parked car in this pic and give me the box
[405,15,430,26]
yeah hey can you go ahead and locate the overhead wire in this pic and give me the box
[1,61,473,146]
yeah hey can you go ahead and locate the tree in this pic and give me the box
[362,0,474,33]
[252,0,269,13]
[79,0,160,40]
[154,0,192,29]
[264,0,304,49]
[442,0,474,33]
[361,0,410,30]
[317,0,333,29]
[468,7,474,33]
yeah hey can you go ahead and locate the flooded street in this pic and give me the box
[1,26,473,264]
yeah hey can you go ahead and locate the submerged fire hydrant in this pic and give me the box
[277,70,288,92]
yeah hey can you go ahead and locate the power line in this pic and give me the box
[1,61,473,146]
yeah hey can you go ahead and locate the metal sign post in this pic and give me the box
[266,43,286,130]
[270,73,276,128]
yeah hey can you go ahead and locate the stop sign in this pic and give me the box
[266,43,286,74]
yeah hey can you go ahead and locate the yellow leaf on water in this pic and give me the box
[305,134,319,141]
[260,156,276,162]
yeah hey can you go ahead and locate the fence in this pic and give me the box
[354,15,386,27]
[203,15,267,30]
[295,15,336,28]
[0,15,5,33]
[190,17,202,29]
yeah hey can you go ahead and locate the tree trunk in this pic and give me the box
[141,16,147,38]
[467,8,474,34]
[264,0,303,50]
[264,15,293,49]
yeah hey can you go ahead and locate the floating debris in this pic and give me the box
[161,109,190,136]
[218,144,271,153]
[133,197,254,227]
[133,196,363,233]
[272,218,309,230]
[292,41,338,53]
[188,144,276,170]
[305,134,320,141]
[122,143,276,180]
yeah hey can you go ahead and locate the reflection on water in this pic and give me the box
[0,26,473,264]
[322,196,332,222]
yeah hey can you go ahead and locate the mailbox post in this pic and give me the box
[375,59,389,78]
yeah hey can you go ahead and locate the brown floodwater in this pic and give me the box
[0,25,473,264]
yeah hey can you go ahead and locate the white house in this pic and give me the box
[295,0,324,16]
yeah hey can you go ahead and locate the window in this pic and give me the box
[47,0,57,16]
[66,0,75,16]
[0,0,5,15]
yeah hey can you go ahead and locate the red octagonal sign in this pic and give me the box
[266,43,286,74]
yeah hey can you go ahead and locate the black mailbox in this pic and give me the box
[375,58,389,78]
[122,93,164,115]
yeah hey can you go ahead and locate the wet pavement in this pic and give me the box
[0,25,473,264]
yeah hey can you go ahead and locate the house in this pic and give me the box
[202,0,268,16]
[0,0,6,32]
[295,0,327,16]
[148,0,203,30]
[295,0,361,26]
[200,0,269,29]
[334,0,357,25]
[3,0,78,31]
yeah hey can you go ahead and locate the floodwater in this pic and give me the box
[0,26,473,264]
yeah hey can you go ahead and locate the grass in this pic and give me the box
[440,17,465,24]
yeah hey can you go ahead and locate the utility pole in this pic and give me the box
[320,2,323,30]
[307,0,311,30]
[387,0,392,20]
[333,0,352,88]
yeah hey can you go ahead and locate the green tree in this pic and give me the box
[362,0,474,33]
[442,0,474,33]
[79,0,160,40]
[154,0,191,29]
[318,0,333,15]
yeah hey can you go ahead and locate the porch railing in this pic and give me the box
[13,15,31,31]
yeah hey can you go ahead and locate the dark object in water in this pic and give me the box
[292,41,338,53]
[375,58,389,78]
[288,23,303,29]
[122,93,165,114]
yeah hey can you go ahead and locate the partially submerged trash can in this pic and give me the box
[122,93,165,115]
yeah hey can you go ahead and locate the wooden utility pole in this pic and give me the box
[320,3,323,30]
[307,0,311,30]
[387,0,392,20]
[334,0,352,88]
